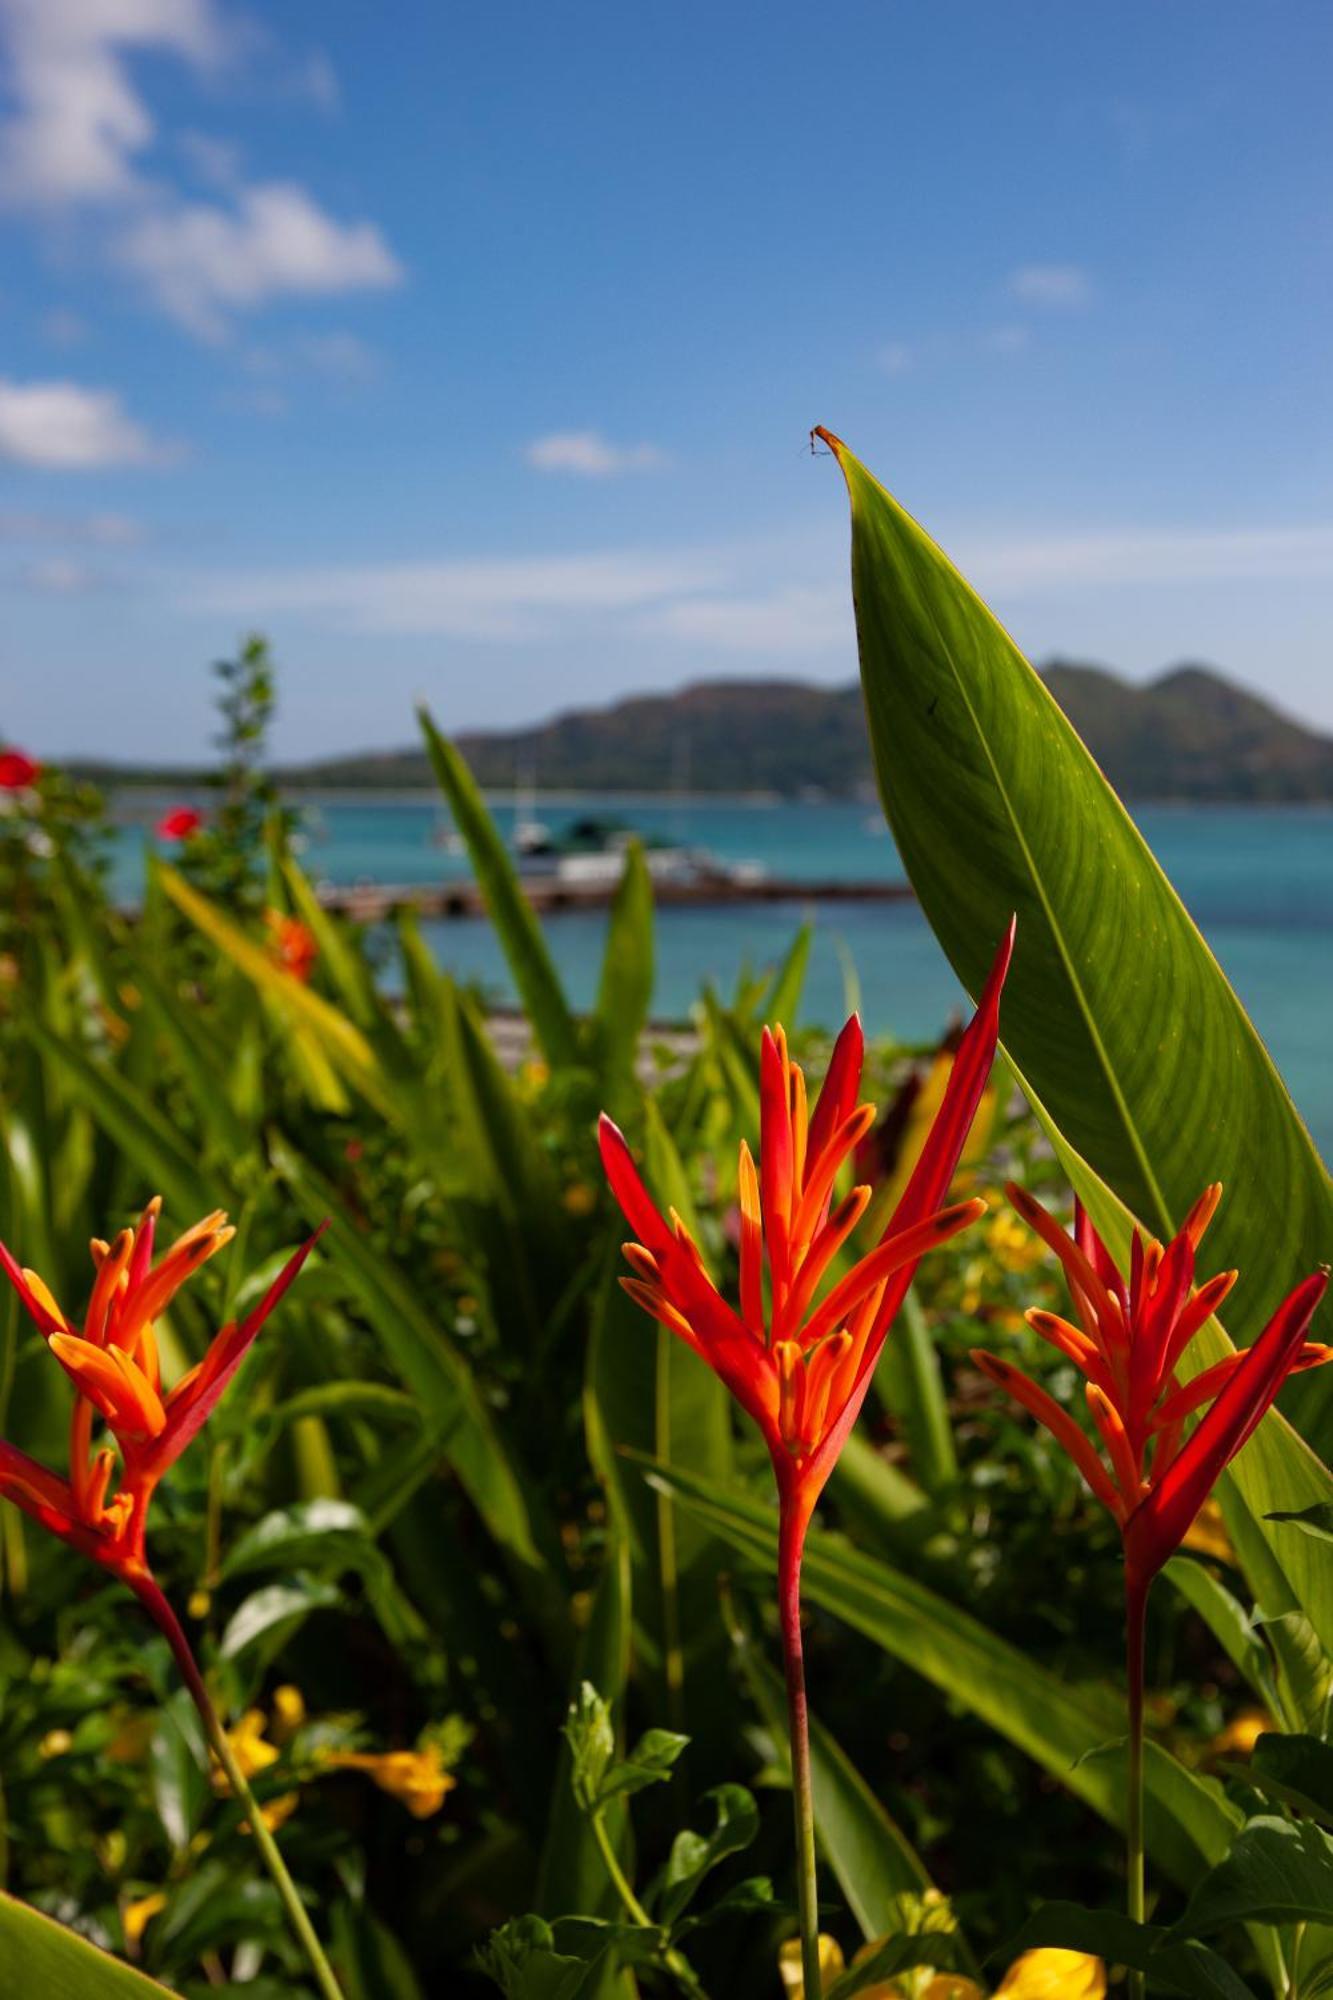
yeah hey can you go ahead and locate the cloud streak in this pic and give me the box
[0,0,403,337]
[185,520,1333,654]
[1008,262,1093,308]
[0,379,167,468]
[524,430,668,477]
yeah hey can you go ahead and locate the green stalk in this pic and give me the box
[135,1575,345,2000]
[590,1805,707,1996]
[1125,1576,1148,2000]
[779,1504,822,2000]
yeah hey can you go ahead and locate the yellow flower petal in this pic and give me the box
[778,1936,845,1997]
[122,1892,167,1947]
[996,1949,1106,1998]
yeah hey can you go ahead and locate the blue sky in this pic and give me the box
[2,0,1332,762]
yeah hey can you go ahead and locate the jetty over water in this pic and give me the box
[317,873,915,923]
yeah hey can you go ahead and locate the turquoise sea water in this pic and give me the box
[109,794,1333,1156]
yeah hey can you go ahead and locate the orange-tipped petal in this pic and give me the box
[1181,1184,1223,1251]
[0,1241,63,1337]
[805,1014,865,1186]
[760,1026,794,1282]
[972,1351,1125,1521]
[1086,1383,1145,1509]
[149,1226,327,1470]
[619,1277,702,1351]
[50,1335,166,1441]
[790,1103,876,1255]
[801,1198,985,1349]
[1158,1269,1238,1383]
[782,1184,873,1337]
[737,1141,765,1339]
[86,1230,133,1347]
[1127,1269,1329,1585]
[599,1115,673,1254]
[621,1242,660,1284]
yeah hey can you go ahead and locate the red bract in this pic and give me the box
[0,748,39,789]
[267,910,319,983]
[156,805,203,840]
[601,921,1012,1540]
[0,1198,324,1585]
[975,1183,1331,1589]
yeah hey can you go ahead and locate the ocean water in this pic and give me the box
[108,793,1333,1157]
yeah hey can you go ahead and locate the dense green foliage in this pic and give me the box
[0,432,1330,1995]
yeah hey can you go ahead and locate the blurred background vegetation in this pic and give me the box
[0,650,1282,1996]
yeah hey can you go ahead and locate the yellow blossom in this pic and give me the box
[562,1181,597,1217]
[38,1728,73,1760]
[996,1950,1105,1998]
[271,1685,306,1744]
[1208,1708,1274,1759]
[778,1934,844,1995]
[326,1743,456,1819]
[217,1708,280,1785]
[187,1589,211,1620]
[122,1892,167,1948]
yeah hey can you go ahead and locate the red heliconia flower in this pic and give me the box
[0,748,39,789]
[600,922,1013,1543]
[0,1198,324,1587]
[266,911,319,984]
[974,1183,1332,1590]
[156,805,203,841]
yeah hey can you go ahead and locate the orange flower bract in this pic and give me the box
[975,1185,1331,1589]
[0,1197,324,1586]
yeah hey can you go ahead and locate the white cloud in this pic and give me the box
[0,0,404,337]
[1008,263,1093,308]
[965,524,1333,593]
[642,585,849,653]
[878,341,913,377]
[525,430,668,477]
[0,378,164,467]
[190,549,727,638]
[19,555,108,594]
[0,0,225,207]
[116,181,402,337]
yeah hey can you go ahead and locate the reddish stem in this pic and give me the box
[1125,1572,1149,2000]
[778,1488,821,1999]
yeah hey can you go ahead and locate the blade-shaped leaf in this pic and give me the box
[417,707,580,1070]
[819,428,1332,1343]
[592,838,654,1094]
[818,432,1333,1647]
[0,1893,175,1995]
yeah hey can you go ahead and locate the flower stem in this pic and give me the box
[134,1575,345,2000]
[1125,1575,1148,2000]
[779,1503,822,2000]
[591,1808,654,1929]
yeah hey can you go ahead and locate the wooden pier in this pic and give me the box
[316,873,915,923]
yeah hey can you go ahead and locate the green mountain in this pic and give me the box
[287,661,1333,802]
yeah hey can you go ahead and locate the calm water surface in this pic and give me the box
[110,794,1333,1155]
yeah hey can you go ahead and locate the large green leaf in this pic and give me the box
[417,707,580,1071]
[591,839,654,1097]
[645,1459,1239,1890]
[819,431,1333,1643]
[0,1894,173,1995]
[819,428,1332,1337]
